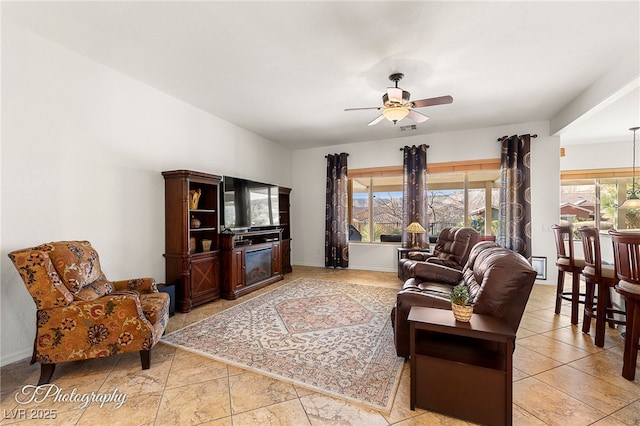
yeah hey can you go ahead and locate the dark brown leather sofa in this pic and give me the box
[392,241,537,358]
[398,227,479,281]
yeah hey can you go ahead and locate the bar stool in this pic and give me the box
[610,229,640,380]
[578,226,625,347]
[552,224,586,325]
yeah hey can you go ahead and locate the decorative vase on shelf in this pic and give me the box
[202,239,212,252]
[190,216,201,229]
[189,189,202,210]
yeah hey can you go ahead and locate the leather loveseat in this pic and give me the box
[398,227,479,281]
[391,241,537,358]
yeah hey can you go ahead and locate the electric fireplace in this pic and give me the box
[245,247,272,286]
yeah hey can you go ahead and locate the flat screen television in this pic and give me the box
[221,176,279,232]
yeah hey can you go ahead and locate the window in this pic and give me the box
[348,160,500,243]
[426,170,500,237]
[351,176,403,242]
[561,169,638,231]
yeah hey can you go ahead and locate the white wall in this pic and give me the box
[561,140,630,170]
[0,23,292,365]
[291,122,561,281]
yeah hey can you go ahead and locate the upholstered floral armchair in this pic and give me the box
[8,241,169,385]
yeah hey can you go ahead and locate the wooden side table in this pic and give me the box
[408,306,515,425]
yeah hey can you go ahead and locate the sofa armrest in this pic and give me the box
[425,256,463,270]
[410,262,463,285]
[393,279,456,358]
[407,252,433,261]
[112,278,158,294]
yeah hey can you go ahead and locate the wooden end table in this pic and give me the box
[408,306,515,425]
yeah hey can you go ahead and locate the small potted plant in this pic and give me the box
[450,284,473,322]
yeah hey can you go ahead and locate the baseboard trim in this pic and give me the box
[0,348,32,368]
[292,262,395,273]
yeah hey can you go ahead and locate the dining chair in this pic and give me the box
[609,229,640,380]
[578,226,625,347]
[552,224,586,325]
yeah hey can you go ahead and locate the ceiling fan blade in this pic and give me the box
[367,115,386,126]
[412,95,453,108]
[344,106,382,111]
[407,109,429,123]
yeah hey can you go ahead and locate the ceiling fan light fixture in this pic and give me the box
[345,72,453,126]
[382,107,409,123]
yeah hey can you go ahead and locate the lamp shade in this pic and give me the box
[383,107,409,122]
[405,222,426,234]
[619,126,640,209]
[618,195,640,209]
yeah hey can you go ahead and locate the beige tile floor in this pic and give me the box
[1,266,639,425]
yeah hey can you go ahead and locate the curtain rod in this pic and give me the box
[324,153,350,158]
[497,134,538,141]
[399,145,430,151]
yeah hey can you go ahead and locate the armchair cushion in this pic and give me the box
[33,291,167,365]
[39,241,113,301]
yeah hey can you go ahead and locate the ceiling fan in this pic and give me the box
[345,73,453,126]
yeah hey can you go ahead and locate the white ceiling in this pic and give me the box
[3,1,639,150]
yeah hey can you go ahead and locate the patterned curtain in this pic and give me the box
[402,144,429,248]
[498,134,532,258]
[325,153,349,268]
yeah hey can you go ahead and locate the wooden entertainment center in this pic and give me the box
[162,169,291,312]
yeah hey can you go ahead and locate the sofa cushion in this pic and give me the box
[468,247,536,319]
[431,227,479,268]
[402,278,456,306]
[462,241,501,300]
[40,241,112,301]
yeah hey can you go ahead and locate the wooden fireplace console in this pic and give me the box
[220,229,283,299]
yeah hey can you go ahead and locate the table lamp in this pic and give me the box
[405,222,426,248]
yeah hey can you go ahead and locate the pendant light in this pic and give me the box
[619,126,640,209]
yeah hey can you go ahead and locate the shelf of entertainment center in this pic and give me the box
[162,169,222,313]
[230,229,282,247]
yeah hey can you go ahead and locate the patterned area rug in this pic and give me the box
[162,278,403,412]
